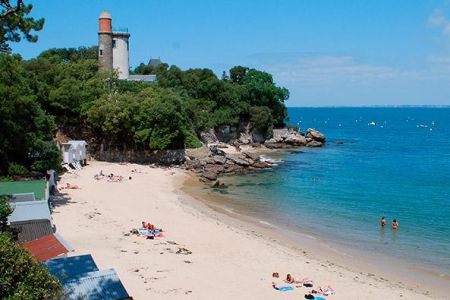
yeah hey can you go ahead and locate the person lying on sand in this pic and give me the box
[61,183,80,190]
[284,274,311,285]
[312,285,335,296]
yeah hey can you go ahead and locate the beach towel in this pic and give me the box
[274,286,294,292]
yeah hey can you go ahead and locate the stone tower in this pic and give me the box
[112,30,130,79]
[98,11,113,72]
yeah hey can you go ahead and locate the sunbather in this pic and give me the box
[312,285,335,296]
[285,274,295,284]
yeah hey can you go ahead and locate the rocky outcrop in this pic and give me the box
[184,146,274,181]
[265,128,325,148]
[200,129,219,144]
[306,128,326,143]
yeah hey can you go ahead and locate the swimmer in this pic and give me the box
[392,219,399,230]
[380,216,386,227]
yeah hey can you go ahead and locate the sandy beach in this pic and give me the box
[51,161,440,299]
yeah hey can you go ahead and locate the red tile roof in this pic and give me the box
[21,234,68,261]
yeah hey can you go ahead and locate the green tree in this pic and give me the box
[0,54,60,175]
[0,232,64,299]
[0,0,44,53]
[250,106,274,136]
[0,196,13,234]
[0,196,64,299]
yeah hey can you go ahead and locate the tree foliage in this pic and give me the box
[0,197,64,299]
[0,0,44,53]
[0,54,60,176]
[1,45,289,175]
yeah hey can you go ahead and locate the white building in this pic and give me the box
[112,31,130,80]
[61,140,88,169]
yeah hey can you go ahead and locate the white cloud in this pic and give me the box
[428,9,447,27]
[257,55,414,85]
[240,52,450,105]
[428,9,450,39]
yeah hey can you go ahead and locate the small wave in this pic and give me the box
[222,207,234,214]
[259,220,275,227]
[260,155,283,164]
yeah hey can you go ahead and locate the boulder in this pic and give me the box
[204,164,224,174]
[212,155,227,164]
[306,140,323,147]
[252,161,270,168]
[228,154,250,166]
[200,129,219,144]
[209,145,226,156]
[306,128,326,142]
[242,151,260,161]
[238,132,252,144]
[285,133,307,146]
[184,159,202,170]
[201,171,218,181]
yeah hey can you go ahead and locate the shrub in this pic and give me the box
[7,163,29,177]
[0,232,64,299]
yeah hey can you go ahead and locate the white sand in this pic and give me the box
[52,161,440,299]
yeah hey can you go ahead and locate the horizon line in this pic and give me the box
[287,105,450,108]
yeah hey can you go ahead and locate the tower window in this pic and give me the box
[112,39,117,48]
[99,49,103,56]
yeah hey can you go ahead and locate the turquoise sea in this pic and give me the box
[213,107,450,276]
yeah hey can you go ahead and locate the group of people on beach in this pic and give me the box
[380,216,399,229]
[94,170,123,182]
[129,221,164,240]
[271,272,335,298]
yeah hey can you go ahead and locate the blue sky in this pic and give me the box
[10,0,450,106]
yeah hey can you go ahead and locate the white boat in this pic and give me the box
[368,121,376,126]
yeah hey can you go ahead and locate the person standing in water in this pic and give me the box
[380,216,386,227]
[392,219,399,230]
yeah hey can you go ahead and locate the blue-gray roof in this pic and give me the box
[64,269,130,300]
[44,254,99,283]
[8,200,51,223]
[10,219,53,243]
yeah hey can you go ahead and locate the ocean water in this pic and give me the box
[213,107,450,276]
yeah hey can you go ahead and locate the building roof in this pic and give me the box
[44,254,99,283]
[8,200,51,223]
[127,74,157,82]
[149,58,162,66]
[68,140,87,146]
[10,219,53,243]
[99,11,111,19]
[21,234,69,261]
[64,269,131,300]
[0,180,46,200]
